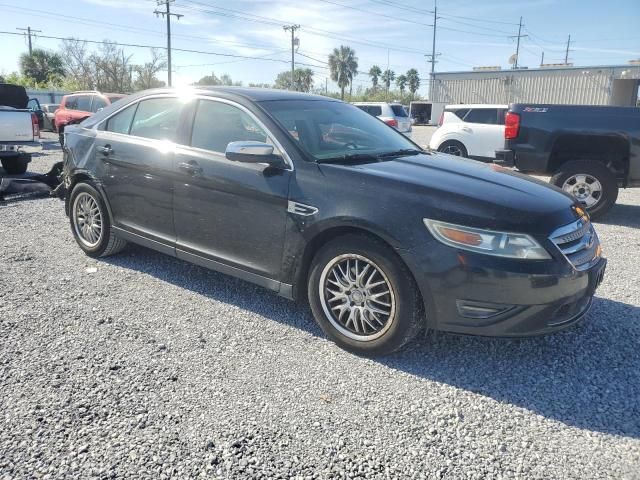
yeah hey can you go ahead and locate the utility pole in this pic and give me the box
[283,25,300,90]
[16,27,42,55]
[509,16,528,69]
[154,0,183,87]
[564,34,572,64]
[427,1,439,100]
[540,51,544,66]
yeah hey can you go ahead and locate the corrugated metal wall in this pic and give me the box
[433,68,614,105]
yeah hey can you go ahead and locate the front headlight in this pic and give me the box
[423,219,551,260]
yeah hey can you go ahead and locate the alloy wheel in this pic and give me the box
[72,192,103,248]
[319,254,396,341]
[442,144,463,156]
[562,173,603,208]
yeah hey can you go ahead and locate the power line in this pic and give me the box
[16,26,42,55]
[153,0,183,87]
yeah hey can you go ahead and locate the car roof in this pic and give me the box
[445,104,508,109]
[130,86,340,103]
[353,102,389,106]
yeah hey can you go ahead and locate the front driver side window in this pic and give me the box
[105,103,138,135]
[191,100,269,153]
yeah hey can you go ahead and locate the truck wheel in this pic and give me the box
[550,160,618,219]
[438,140,468,158]
[1,154,30,175]
[69,182,127,258]
[307,234,423,356]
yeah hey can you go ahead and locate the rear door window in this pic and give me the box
[464,108,499,124]
[190,100,269,153]
[390,105,408,117]
[446,108,469,120]
[129,97,182,142]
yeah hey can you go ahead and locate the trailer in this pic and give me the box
[409,101,447,125]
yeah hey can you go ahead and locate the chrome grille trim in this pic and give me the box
[549,218,600,271]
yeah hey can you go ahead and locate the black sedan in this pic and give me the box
[59,87,606,355]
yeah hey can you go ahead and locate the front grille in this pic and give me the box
[549,218,600,271]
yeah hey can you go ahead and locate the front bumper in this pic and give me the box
[0,141,42,155]
[405,244,606,337]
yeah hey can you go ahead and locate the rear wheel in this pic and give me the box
[307,234,423,356]
[438,140,468,158]
[69,182,127,257]
[550,160,618,219]
[1,154,30,175]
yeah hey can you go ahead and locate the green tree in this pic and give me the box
[274,68,314,92]
[381,69,395,95]
[328,45,358,100]
[133,49,167,91]
[396,74,407,95]
[19,49,65,84]
[406,68,420,99]
[368,65,382,90]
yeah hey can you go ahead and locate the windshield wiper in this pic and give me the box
[317,152,380,164]
[376,148,423,158]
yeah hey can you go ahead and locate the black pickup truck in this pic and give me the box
[495,104,640,218]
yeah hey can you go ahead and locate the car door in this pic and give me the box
[97,96,185,246]
[462,108,504,158]
[173,98,291,282]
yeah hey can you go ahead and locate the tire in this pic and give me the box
[307,234,423,356]
[1,154,30,175]
[550,160,618,219]
[69,182,127,258]
[437,140,468,158]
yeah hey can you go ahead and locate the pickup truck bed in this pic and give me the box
[495,103,640,218]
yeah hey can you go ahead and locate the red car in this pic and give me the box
[54,91,125,145]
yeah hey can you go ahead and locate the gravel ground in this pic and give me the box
[1,133,639,479]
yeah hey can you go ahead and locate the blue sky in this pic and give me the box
[1,0,638,96]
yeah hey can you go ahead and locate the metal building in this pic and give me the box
[432,64,640,106]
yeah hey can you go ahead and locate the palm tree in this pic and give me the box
[368,65,382,90]
[381,69,395,96]
[406,68,420,100]
[396,74,407,95]
[328,45,358,100]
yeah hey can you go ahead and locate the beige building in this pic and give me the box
[432,64,640,106]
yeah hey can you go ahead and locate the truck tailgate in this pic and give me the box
[0,110,34,142]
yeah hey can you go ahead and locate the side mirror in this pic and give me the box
[225,141,283,166]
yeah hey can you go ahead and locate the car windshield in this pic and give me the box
[391,105,408,117]
[260,99,418,162]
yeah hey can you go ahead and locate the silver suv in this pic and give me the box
[353,102,412,136]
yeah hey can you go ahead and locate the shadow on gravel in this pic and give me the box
[595,202,640,228]
[102,245,640,440]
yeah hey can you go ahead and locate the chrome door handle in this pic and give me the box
[178,161,203,175]
[98,145,113,155]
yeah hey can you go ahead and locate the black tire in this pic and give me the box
[1,154,30,175]
[550,160,618,219]
[437,140,468,158]
[69,182,127,258]
[307,234,423,356]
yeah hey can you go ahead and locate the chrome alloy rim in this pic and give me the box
[441,144,463,156]
[319,254,396,341]
[72,192,103,248]
[562,174,603,208]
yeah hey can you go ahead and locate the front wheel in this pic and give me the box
[307,234,423,356]
[69,182,127,257]
[550,160,618,219]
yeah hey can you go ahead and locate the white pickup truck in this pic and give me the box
[0,83,41,175]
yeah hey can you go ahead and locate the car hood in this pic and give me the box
[319,152,578,235]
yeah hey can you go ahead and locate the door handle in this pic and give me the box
[461,127,472,133]
[98,145,113,155]
[178,161,203,175]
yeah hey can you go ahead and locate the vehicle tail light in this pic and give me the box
[504,112,520,140]
[384,119,398,128]
[31,112,40,138]
[438,111,444,126]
